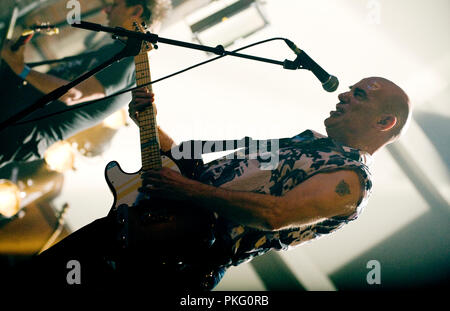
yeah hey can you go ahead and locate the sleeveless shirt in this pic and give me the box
[196,130,373,268]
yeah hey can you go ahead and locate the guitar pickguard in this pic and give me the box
[105,155,180,209]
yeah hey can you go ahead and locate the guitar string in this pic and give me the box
[136,51,160,168]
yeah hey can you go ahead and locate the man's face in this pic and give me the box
[324,78,384,140]
[104,0,139,28]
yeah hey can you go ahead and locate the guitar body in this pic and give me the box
[105,156,214,261]
[105,155,179,209]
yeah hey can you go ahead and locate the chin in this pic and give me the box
[324,117,334,129]
[324,120,341,139]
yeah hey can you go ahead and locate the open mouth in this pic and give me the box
[330,104,346,117]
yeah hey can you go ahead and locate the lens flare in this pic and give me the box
[0,180,21,217]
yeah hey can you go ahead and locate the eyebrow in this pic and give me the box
[349,85,367,98]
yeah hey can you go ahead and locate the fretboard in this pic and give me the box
[134,48,161,171]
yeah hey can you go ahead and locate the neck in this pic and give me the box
[329,133,383,155]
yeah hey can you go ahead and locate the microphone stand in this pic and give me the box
[0,21,300,132]
[73,21,293,67]
[0,34,142,132]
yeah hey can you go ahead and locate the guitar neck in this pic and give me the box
[134,49,162,171]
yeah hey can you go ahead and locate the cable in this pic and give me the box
[12,37,287,126]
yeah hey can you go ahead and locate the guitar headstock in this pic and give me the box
[133,21,153,53]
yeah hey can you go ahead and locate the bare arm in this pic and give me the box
[141,168,363,231]
[1,40,105,106]
[157,126,176,152]
[25,70,105,106]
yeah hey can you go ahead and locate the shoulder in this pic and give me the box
[283,169,363,219]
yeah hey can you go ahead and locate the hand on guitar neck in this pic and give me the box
[129,87,156,125]
[129,87,175,152]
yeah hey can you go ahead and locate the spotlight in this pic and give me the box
[0,179,21,218]
[186,0,268,49]
[44,141,75,172]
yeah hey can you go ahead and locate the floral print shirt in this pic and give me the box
[196,130,373,268]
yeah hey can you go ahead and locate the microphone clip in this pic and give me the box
[283,59,298,70]
[283,58,304,70]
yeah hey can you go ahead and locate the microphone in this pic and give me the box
[284,39,339,92]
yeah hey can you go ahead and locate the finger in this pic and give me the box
[131,88,147,97]
[134,87,150,95]
[133,90,149,96]
[133,98,153,108]
[138,184,158,194]
[131,96,150,103]
[133,93,154,102]
[134,96,152,102]
[141,176,161,186]
[160,167,178,174]
[133,101,151,109]
[141,170,161,179]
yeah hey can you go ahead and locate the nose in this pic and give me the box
[338,91,350,103]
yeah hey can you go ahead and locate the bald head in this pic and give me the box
[324,76,412,154]
[369,77,411,140]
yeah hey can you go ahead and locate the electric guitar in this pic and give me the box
[104,22,213,262]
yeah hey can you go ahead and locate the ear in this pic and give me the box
[376,114,397,131]
[131,5,144,18]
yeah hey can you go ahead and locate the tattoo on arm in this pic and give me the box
[335,180,351,196]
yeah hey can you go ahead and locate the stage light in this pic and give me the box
[44,141,75,172]
[186,0,268,49]
[0,179,21,218]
